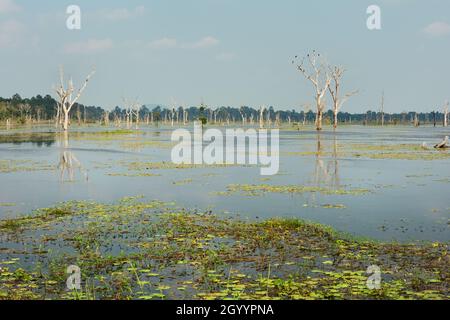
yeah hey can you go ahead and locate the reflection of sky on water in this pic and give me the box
[0,125,449,242]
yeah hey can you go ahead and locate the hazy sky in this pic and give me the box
[0,0,449,112]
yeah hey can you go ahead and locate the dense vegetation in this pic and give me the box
[0,94,448,126]
[0,198,447,300]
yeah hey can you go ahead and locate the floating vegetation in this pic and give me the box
[0,198,447,300]
[72,129,138,137]
[123,161,245,171]
[0,132,56,146]
[286,143,450,161]
[172,179,194,186]
[0,159,55,173]
[321,204,347,209]
[215,184,371,197]
[346,144,450,160]
[120,141,174,150]
[0,203,16,207]
[107,173,161,177]
[348,144,424,152]
[355,152,450,161]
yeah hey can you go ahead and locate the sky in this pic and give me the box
[0,0,449,113]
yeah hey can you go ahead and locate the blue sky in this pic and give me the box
[0,0,449,112]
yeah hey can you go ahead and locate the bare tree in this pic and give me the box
[380,91,385,126]
[328,66,358,129]
[414,113,420,127]
[239,107,246,125]
[76,105,82,125]
[55,66,95,131]
[301,103,311,126]
[103,110,110,126]
[123,97,140,129]
[444,100,449,127]
[18,103,32,123]
[259,105,266,128]
[294,51,331,131]
[275,112,281,127]
[55,102,61,128]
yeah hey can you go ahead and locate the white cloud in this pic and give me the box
[0,19,24,48]
[0,0,20,13]
[182,36,219,49]
[216,52,236,61]
[148,37,178,49]
[102,6,145,21]
[423,21,450,37]
[64,39,113,54]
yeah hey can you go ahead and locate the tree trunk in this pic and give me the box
[315,110,323,131]
[333,111,338,129]
[55,104,60,128]
[63,110,70,131]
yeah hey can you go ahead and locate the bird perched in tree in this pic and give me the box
[434,136,449,149]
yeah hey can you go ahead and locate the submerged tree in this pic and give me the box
[444,100,449,127]
[259,105,266,128]
[123,97,140,129]
[294,51,331,131]
[54,66,95,131]
[328,66,358,129]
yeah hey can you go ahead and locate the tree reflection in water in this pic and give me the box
[308,133,340,205]
[57,132,88,182]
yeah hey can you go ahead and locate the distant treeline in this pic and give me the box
[0,93,447,126]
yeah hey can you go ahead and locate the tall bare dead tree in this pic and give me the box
[55,66,95,131]
[294,51,331,131]
[328,66,358,129]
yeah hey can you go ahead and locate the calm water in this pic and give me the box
[0,125,449,242]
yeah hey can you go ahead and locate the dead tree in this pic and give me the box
[76,105,82,125]
[301,103,311,126]
[259,105,266,128]
[444,101,449,127]
[103,110,110,126]
[132,104,140,128]
[434,136,449,149]
[123,98,140,129]
[55,66,95,131]
[18,103,32,123]
[294,51,331,131]
[275,112,281,127]
[55,102,61,128]
[414,113,420,127]
[240,107,246,125]
[179,106,186,125]
[171,107,176,127]
[328,66,358,129]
